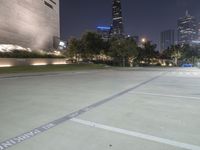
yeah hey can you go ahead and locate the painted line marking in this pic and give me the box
[129,92,200,100]
[71,118,200,150]
[151,83,200,88]
[0,73,165,150]
[0,71,100,81]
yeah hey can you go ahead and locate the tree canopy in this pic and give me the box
[108,37,138,66]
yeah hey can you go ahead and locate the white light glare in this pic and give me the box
[141,38,146,43]
[59,41,66,47]
[0,64,13,67]
[52,62,66,65]
[0,44,31,52]
[32,63,47,66]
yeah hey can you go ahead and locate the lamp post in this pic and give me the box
[141,38,149,63]
[140,38,147,48]
[141,38,147,44]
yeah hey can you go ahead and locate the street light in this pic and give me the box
[141,38,147,43]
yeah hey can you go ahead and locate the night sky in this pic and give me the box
[60,0,200,49]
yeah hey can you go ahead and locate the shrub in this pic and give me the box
[0,50,65,58]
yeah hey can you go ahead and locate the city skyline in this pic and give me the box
[60,0,200,49]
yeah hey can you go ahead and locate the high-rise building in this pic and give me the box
[0,0,60,50]
[177,10,198,45]
[160,30,175,52]
[198,22,200,40]
[111,0,124,38]
[97,26,111,41]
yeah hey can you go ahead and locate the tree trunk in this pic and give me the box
[123,57,125,67]
[174,57,178,66]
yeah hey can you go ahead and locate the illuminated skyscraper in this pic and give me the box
[97,26,111,41]
[0,0,60,50]
[178,10,198,45]
[111,0,124,38]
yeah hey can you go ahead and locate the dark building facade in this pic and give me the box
[160,30,175,52]
[111,0,124,38]
[178,11,198,45]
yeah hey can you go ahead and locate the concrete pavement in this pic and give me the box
[0,67,200,150]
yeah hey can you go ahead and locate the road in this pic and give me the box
[0,67,200,150]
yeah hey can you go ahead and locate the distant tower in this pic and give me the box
[111,0,124,38]
[177,10,198,45]
[160,30,175,52]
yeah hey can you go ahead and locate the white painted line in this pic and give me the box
[154,83,200,87]
[129,92,200,100]
[0,71,98,81]
[71,118,200,150]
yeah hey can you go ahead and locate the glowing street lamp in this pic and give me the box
[141,38,147,43]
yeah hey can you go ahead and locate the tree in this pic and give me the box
[161,47,173,59]
[109,38,138,67]
[182,44,199,64]
[81,32,105,60]
[143,41,157,63]
[171,45,183,66]
[161,45,189,66]
[66,38,83,62]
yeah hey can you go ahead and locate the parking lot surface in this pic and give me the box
[0,67,200,150]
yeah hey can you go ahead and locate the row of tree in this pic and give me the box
[66,31,200,67]
[66,32,158,67]
[161,44,200,65]
[0,50,65,58]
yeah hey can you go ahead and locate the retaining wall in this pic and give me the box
[0,58,66,67]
